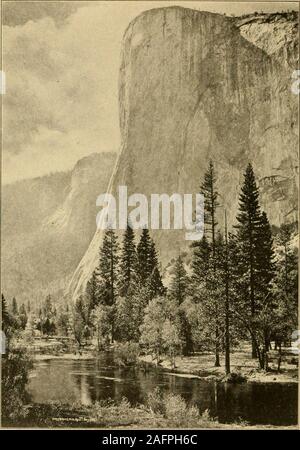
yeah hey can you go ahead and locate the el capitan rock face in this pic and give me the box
[68,7,298,301]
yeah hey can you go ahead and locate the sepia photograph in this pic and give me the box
[1,0,299,431]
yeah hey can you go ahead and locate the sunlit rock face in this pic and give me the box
[69,7,298,301]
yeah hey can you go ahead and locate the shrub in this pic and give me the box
[224,372,246,383]
[1,348,33,421]
[114,342,140,366]
[164,393,187,420]
[146,387,165,415]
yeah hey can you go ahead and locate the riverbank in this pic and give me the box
[3,399,298,430]
[34,353,95,361]
[32,342,298,384]
[139,345,298,384]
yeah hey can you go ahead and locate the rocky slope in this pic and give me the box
[2,152,116,303]
[234,11,298,68]
[68,6,298,301]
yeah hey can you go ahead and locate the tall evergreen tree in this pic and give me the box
[137,228,152,283]
[169,255,188,305]
[18,303,28,329]
[190,235,211,287]
[256,211,275,295]
[201,160,219,268]
[224,211,230,374]
[11,297,18,316]
[148,239,165,298]
[44,294,53,319]
[85,270,100,313]
[235,163,264,358]
[2,294,11,334]
[97,228,119,306]
[200,160,220,366]
[118,223,138,296]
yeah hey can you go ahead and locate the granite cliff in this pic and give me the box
[68,7,298,301]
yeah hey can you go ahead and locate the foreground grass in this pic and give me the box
[3,394,297,429]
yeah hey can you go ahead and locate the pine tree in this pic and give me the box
[235,163,262,358]
[85,270,99,313]
[118,223,138,297]
[256,211,275,295]
[44,294,53,319]
[201,160,219,268]
[169,255,188,305]
[224,211,230,374]
[200,160,220,366]
[18,303,28,329]
[137,228,152,283]
[97,228,119,306]
[12,297,18,316]
[190,235,211,287]
[136,230,164,298]
[2,294,11,334]
[73,296,86,346]
[148,239,165,298]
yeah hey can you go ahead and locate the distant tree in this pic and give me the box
[118,224,138,297]
[190,235,211,287]
[200,160,221,366]
[201,160,219,268]
[148,239,165,298]
[177,305,194,356]
[85,270,100,319]
[91,304,111,350]
[73,296,86,346]
[115,296,135,342]
[162,319,182,369]
[139,297,166,364]
[2,294,15,343]
[97,228,119,307]
[169,255,188,305]
[18,304,28,330]
[44,294,53,319]
[137,228,152,283]
[55,307,69,336]
[11,297,18,316]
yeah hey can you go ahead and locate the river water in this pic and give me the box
[27,353,297,426]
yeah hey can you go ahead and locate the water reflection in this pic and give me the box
[28,353,297,425]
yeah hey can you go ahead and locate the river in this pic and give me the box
[27,353,297,426]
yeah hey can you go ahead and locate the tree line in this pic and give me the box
[2,161,298,373]
[72,161,297,372]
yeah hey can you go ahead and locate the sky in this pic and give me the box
[2,1,298,183]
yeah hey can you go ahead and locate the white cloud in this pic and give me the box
[3,3,121,183]
[3,1,296,183]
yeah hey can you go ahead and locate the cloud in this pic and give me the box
[3,3,121,182]
[3,1,297,183]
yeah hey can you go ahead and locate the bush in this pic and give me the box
[223,372,246,383]
[146,387,165,415]
[114,342,140,366]
[1,348,33,421]
[146,388,201,425]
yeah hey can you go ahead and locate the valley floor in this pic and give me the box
[139,344,298,384]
